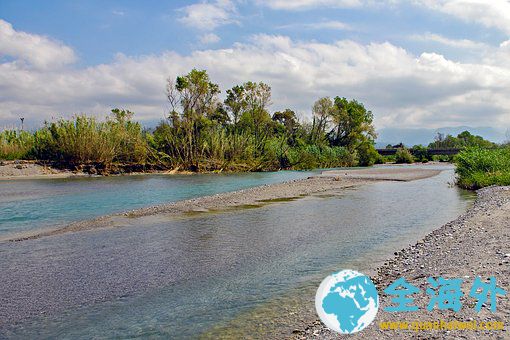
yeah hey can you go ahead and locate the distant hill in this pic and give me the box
[376,126,509,148]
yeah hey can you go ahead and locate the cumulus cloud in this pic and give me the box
[1,20,510,130]
[199,33,221,44]
[413,0,510,34]
[259,0,510,37]
[0,19,76,70]
[179,0,238,30]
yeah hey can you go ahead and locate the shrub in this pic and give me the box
[395,147,414,164]
[412,145,430,163]
[0,130,35,160]
[357,142,379,166]
[454,147,510,189]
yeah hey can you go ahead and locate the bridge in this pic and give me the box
[376,148,461,156]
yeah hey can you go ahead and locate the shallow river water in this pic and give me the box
[0,170,321,237]
[0,166,475,338]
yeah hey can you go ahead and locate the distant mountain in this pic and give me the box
[375,126,509,148]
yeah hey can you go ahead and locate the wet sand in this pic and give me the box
[295,186,510,339]
[4,167,441,242]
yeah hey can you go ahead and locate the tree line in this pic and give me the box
[0,69,379,172]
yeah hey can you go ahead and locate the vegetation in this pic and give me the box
[0,69,379,172]
[378,131,496,165]
[395,147,414,164]
[0,130,34,160]
[454,147,510,189]
[429,131,496,149]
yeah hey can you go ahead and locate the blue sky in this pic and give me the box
[1,0,505,64]
[1,0,510,136]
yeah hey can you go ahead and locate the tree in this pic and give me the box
[224,85,246,127]
[224,85,246,155]
[330,97,376,150]
[325,97,378,166]
[311,97,335,143]
[272,109,298,134]
[242,81,272,153]
[428,131,495,149]
[165,69,220,168]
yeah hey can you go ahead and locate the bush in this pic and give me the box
[357,142,379,166]
[32,110,148,166]
[454,147,510,189]
[286,145,354,170]
[412,145,430,163]
[395,148,414,164]
[0,130,34,160]
[395,147,414,164]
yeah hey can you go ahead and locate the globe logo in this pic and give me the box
[315,269,379,334]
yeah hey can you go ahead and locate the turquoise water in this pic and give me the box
[0,167,475,339]
[0,170,320,237]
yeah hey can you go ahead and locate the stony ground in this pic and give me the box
[294,186,510,340]
[323,166,441,181]
[0,161,74,179]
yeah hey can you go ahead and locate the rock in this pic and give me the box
[88,165,97,175]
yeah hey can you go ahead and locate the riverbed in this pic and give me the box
[0,165,474,338]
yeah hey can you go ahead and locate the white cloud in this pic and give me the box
[257,0,365,10]
[409,33,487,49]
[0,19,76,70]
[199,33,221,44]
[1,20,510,131]
[279,20,351,30]
[179,0,238,30]
[413,0,510,34]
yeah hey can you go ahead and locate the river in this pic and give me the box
[0,166,474,338]
[0,170,321,237]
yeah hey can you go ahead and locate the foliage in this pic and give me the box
[0,130,34,160]
[395,147,414,164]
[454,147,510,189]
[412,145,430,163]
[429,131,496,149]
[1,69,380,172]
[1,110,147,167]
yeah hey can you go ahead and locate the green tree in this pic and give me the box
[242,81,272,154]
[311,97,335,144]
[165,69,220,169]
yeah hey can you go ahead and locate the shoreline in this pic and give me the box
[293,186,510,339]
[3,167,441,242]
[0,160,448,181]
[0,161,196,180]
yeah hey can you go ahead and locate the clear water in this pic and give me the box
[0,167,475,339]
[0,170,321,237]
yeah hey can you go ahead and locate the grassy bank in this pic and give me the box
[454,147,510,189]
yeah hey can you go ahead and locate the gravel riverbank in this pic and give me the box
[294,186,510,339]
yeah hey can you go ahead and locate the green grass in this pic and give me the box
[454,147,510,189]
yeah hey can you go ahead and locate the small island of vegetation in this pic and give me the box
[0,69,380,173]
